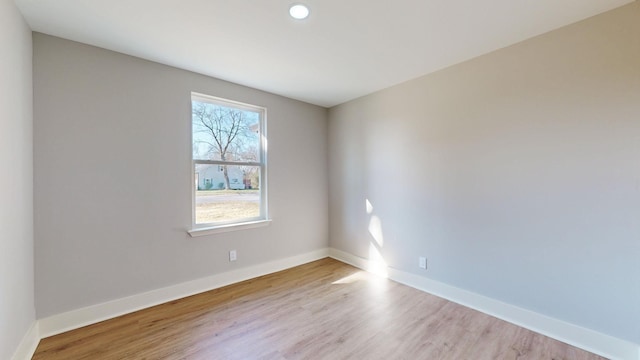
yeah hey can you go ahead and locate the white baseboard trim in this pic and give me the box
[39,248,329,339]
[21,247,640,360]
[328,247,640,360]
[11,320,40,360]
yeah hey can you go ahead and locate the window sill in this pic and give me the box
[188,219,272,237]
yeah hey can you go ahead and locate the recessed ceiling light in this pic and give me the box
[289,4,310,20]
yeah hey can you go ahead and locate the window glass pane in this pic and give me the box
[192,100,260,162]
[195,164,261,224]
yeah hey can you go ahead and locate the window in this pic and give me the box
[190,93,267,232]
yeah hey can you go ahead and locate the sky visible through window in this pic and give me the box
[192,98,264,225]
[192,101,260,163]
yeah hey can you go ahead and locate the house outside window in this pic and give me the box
[191,93,267,229]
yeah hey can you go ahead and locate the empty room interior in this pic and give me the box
[2,0,640,359]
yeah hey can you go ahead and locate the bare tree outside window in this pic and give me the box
[192,102,259,189]
[191,94,266,226]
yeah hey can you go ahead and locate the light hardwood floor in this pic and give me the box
[32,258,606,359]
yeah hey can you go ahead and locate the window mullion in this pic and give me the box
[194,159,262,167]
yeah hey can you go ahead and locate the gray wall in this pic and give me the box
[33,34,328,318]
[329,3,640,343]
[0,0,34,358]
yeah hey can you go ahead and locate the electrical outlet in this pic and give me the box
[419,256,427,269]
[229,250,237,262]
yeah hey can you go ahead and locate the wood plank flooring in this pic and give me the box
[32,258,606,359]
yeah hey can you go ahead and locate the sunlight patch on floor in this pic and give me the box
[331,271,369,284]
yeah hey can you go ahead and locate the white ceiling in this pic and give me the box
[15,0,634,107]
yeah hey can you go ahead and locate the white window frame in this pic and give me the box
[188,92,269,236]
